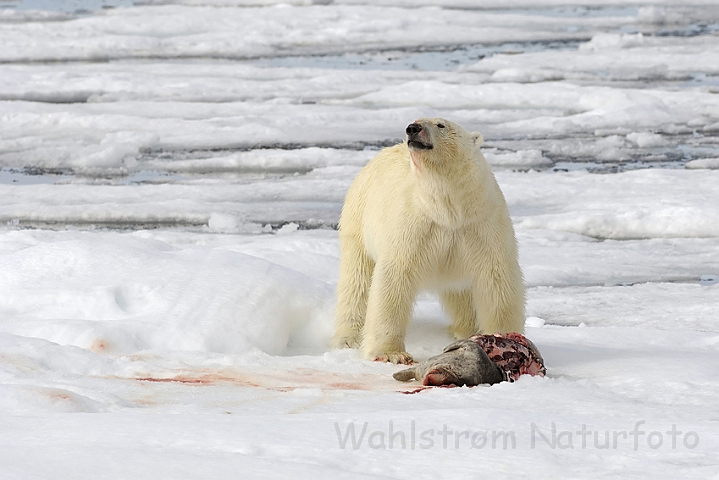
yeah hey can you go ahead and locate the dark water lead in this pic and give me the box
[1,0,137,14]
[0,167,189,185]
[2,1,638,17]
[252,40,582,72]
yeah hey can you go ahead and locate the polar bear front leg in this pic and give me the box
[440,290,480,339]
[361,257,417,364]
[333,236,374,349]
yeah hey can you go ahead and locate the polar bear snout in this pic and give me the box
[406,123,422,136]
[406,122,433,150]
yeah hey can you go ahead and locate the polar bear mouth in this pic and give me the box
[408,140,433,150]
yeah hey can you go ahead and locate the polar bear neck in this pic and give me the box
[412,152,496,229]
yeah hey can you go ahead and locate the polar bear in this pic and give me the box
[333,118,525,364]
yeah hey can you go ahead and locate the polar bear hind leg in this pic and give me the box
[472,275,525,335]
[440,290,480,339]
[333,236,374,349]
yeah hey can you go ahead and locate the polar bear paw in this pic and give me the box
[374,351,415,365]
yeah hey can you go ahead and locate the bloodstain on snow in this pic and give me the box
[136,373,262,388]
[401,385,452,394]
[40,388,92,411]
[137,377,210,384]
[128,368,417,393]
[46,391,75,402]
[90,339,110,353]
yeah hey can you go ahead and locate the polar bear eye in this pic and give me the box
[437,123,446,129]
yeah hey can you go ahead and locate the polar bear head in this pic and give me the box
[405,118,483,171]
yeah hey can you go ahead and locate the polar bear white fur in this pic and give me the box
[333,118,525,364]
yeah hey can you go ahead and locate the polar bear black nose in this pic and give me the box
[406,123,422,136]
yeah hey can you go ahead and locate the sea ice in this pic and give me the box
[1,1,718,478]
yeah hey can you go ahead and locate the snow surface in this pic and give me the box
[1,0,719,479]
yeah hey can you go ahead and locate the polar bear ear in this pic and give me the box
[471,132,484,146]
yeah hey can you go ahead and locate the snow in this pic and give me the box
[686,157,719,170]
[1,0,719,478]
